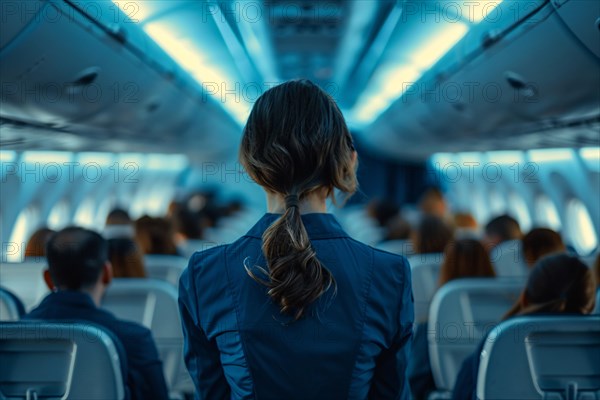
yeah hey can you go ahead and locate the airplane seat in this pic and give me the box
[490,240,528,278]
[476,315,600,400]
[0,321,125,399]
[408,253,444,323]
[376,239,415,257]
[177,239,219,259]
[428,278,524,394]
[0,259,49,311]
[0,289,21,321]
[144,255,188,286]
[595,290,600,315]
[101,279,192,394]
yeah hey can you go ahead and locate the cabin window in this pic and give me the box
[566,199,598,255]
[508,192,531,232]
[488,189,506,216]
[7,207,40,262]
[47,201,70,230]
[73,198,96,228]
[534,195,562,231]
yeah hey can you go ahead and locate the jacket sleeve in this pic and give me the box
[178,255,230,400]
[369,256,415,399]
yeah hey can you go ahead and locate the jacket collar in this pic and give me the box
[245,213,349,240]
[38,290,98,309]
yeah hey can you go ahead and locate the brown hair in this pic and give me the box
[239,79,357,320]
[454,213,477,229]
[25,227,56,257]
[522,228,565,267]
[412,216,454,254]
[504,253,595,318]
[108,238,146,278]
[439,239,496,286]
[135,216,179,255]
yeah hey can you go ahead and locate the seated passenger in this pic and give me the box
[368,199,412,242]
[23,227,169,400]
[412,215,454,254]
[452,253,596,399]
[409,239,495,399]
[135,216,179,255]
[171,207,205,243]
[24,227,55,258]
[108,238,146,278]
[522,227,565,268]
[419,187,448,218]
[179,80,414,398]
[483,214,522,250]
[104,208,134,240]
[439,239,496,285]
[453,213,479,239]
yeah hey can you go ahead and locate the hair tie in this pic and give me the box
[284,194,300,209]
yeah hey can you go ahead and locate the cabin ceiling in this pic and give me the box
[0,0,598,160]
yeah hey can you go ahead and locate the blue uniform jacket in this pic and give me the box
[179,213,414,399]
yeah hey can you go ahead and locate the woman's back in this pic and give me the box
[179,79,414,399]
[179,213,413,399]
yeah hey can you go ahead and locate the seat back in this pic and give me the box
[102,279,188,392]
[0,259,48,311]
[177,239,219,259]
[0,289,20,321]
[490,240,528,278]
[144,255,188,286]
[408,253,443,323]
[377,240,415,257]
[477,316,600,399]
[428,278,523,391]
[0,321,125,399]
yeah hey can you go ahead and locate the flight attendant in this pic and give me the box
[179,79,414,399]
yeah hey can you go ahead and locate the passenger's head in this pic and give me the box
[105,208,131,226]
[439,239,496,286]
[239,79,357,319]
[135,216,178,255]
[419,187,447,217]
[505,253,596,318]
[171,208,204,241]
[104,208,134,239]
[44,227,111,294]
[454,213,480,239]
[25,227,56,257]
[108,238,146,278]
[385,214,412,241]
[454,213,477,229]
[484,214,522,248]
[412,216,454,254]
[522,228,565,267]
[367,199,400,227]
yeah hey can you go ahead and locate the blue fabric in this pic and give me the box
[179,213,414,399]
[451,339,485,400]
[407,322,436,399]
[24,291,169,400]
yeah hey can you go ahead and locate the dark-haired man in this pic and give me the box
[484,214,523,248]
[484,215,525,277]
[24,227,169,400]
